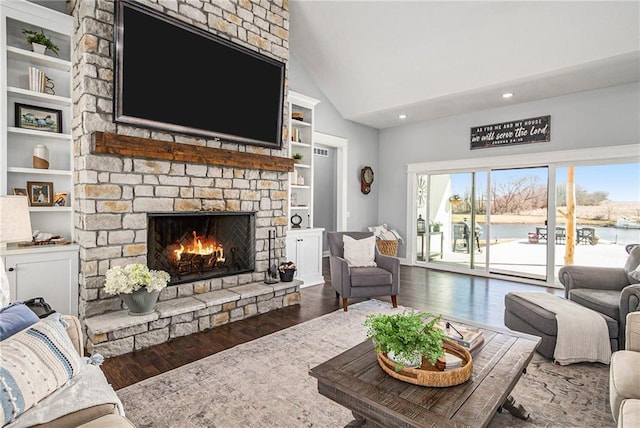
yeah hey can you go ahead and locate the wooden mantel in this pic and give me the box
[92,132,295,172]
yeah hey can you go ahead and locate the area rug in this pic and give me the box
[117,300,614,427]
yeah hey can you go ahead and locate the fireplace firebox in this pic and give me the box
[147,212,255,285]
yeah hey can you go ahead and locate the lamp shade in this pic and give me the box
[0,196,33,243]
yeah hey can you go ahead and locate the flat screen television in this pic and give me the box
[114,0,285,149]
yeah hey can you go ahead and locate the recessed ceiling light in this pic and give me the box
[502,93,514,99]
[398,114,407,119]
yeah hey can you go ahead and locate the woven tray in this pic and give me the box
[376,340,472,387]
[376,239,398,256]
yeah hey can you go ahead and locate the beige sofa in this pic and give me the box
[1,315,135,428]
[610,311,640,427]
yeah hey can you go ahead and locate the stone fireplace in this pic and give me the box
[147,212,255,285]
[70,0,297,357]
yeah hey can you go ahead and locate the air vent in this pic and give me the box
[314,147,329,157]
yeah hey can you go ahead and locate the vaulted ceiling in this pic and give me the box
[289,1,640,129]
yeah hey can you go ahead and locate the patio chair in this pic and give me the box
[452,220,481,253]
[327,231,400,311]
[555,227,566,244]
[577,227,596,245]
[558,245,640,350]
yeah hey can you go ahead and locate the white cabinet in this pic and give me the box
[288,91,320,229]
[1,0,74,240]
[285,228,324,287]
[1,244,79,316]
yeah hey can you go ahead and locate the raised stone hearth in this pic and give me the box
[86,280,301,357]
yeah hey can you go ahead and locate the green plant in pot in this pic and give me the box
[292,153,303,162]
[22,29,59,56]
[364,310,445,370]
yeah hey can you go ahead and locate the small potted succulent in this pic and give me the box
[364,310,445,370]
[22,29,59,56]
[292,153,303,163]
[278,261,296,282]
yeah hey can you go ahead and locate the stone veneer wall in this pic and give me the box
[69,0,294,354]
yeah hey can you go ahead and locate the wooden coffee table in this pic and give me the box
[309,322,540,427]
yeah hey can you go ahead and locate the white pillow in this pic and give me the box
[630,263,640,281]
[343,235,377,267]
[368,224,389,238]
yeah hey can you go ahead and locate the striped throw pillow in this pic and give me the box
[0,314,85,426]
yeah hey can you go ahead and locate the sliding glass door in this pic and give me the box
[415,160,639,285]
[488,167,548,280]
[421,171,486,272]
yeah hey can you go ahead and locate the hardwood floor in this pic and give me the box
[101,260,562,390]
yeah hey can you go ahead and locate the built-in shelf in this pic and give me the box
[291,205,310,210]
[6,46,71,71]
[7,167,72,176]
[8,126,72,140]
[294,163,310,169]
[2,0,78,318]
[30,206,73,212]
[3,1,75,243]
[291,120,311,128]
[291,185,311,189]
[7,86,72,106]
[291,141,311,148]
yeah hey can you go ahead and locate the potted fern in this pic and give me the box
[364,310,445,370]
[22,29,59,56]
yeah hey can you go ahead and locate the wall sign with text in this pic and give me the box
[470,115,550,150]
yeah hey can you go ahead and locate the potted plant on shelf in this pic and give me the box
[104,263,170,316]
[431,221,443,233]
[22,29,59,56]
[278,261,296,282]
[364,310,445,370]
[292,153,303,163]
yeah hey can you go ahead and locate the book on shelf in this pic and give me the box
[437,320,484,350]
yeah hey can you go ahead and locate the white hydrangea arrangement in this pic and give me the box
[104,263,170,295]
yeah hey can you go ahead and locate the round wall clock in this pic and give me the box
[361,166,374,194]
[291,213,302,228]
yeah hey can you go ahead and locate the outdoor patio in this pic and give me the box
[429,238,631,284]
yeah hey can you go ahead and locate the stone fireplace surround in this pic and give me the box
[71,0,296,357]
[82,132,301,357]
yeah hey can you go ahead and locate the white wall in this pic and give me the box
[378,83,640,256]
[289,54,380,232]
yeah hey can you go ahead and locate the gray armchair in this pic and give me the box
[327,231,400,311]
[559,245,640,350]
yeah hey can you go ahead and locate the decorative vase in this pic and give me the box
[121,288,160,316]
[279,269,296,282]
[33,144,49,169]
[31,42,47,55]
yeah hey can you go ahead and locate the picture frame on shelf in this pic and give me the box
[15,103,62,133]
[27,181,53,206]
[53,192,67,207]
[11,187,31,205]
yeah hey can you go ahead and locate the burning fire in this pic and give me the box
[173,231,225,262]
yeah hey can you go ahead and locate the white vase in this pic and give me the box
[31,43,47,55]
[387,350,422,368]
[33,144,49,169]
